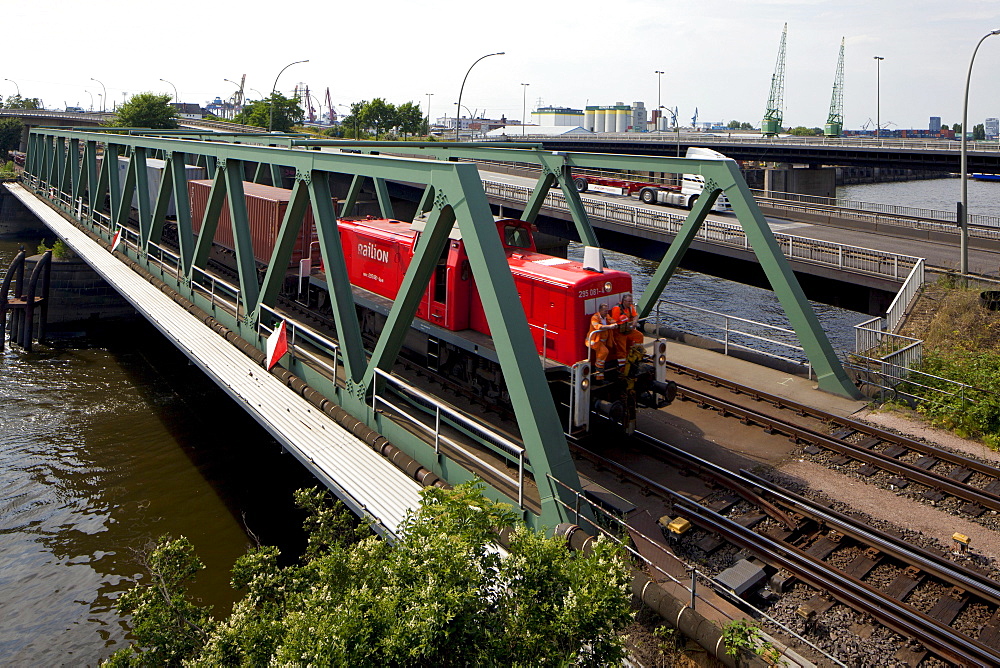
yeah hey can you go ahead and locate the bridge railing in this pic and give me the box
[753,191,1000,238]
[483,178,922,282]
[504,131,1000,153]
[26,173,247,321]
[258,305,341,386]
[371,368,528,509]
[649,298,813,377]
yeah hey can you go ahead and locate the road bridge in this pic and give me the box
[492,133,1000,173]
[9,127,862,534]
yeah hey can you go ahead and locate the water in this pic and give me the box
[0,238,313,664]
[839,177,1000,217]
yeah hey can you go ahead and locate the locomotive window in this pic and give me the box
[504,225,531,249]
[433,243,449,304]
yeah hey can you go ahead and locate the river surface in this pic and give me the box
[3,177,995,664]
[0,239,312,664]
[839,177,1000,217]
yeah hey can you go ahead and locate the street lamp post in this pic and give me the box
[269,60,309,132]
[160,78,178,103]
[426,93,433,135]
[91,78,106,112]
[521,83,529,136]
[873,56,884,140]
[85,90,93,111]
[654,70,664,131]
[960,29,1000,275]
[4,78,20,98]
[455,51,504,142]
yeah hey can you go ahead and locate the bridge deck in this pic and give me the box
[6,183,423,538]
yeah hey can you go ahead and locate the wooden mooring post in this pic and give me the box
[1,249,52,351]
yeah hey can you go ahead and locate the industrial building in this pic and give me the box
[986,118,999,140]
[583,102,647,133]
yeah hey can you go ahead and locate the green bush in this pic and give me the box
[36,238,71,259]
[912,351,1000,446]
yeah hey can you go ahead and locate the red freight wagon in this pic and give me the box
[188,180,318,269]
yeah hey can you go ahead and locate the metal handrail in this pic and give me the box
[653,298,813,377]
[371,367,527,509]
[258,304,341,383]
[884,259,925,333]
[492,131,1000,153]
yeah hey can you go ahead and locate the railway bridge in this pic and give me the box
[5,127,862,537]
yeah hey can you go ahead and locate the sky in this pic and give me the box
[5,0,1000,131]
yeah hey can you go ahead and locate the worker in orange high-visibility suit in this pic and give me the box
[611,294,644,360]
[587,303,618,379]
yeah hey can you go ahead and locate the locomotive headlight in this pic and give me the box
[604,281,612,292]
[658,355,666,365]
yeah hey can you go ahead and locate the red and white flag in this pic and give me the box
[110,229,122,252]
[265,320,288,371]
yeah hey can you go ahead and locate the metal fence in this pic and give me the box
[651,298,813,377]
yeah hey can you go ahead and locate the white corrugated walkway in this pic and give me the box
[7,183,422,537]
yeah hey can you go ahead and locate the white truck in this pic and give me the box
[573,146,733,213]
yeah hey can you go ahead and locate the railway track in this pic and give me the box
[666,362,1000,519]
[573,430,1000,666]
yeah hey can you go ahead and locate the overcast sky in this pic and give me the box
[6,0,1000,131]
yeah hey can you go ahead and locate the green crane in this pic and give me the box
[761,23,787,137]
[825,38,845,137]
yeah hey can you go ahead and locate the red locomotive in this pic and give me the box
[188,180,675,432]
[334,215,632,367]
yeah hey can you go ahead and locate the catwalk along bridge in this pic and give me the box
[8,127,859,534]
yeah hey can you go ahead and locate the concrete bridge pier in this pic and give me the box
[2,188,136,332]
[0,186,45,237]
[764,165,837,199]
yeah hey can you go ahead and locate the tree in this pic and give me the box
[974,123,986,141]
[105,482,633,666]
[953,122,963,133]
[232,93,304,132]
[396,101,425,138]
[4,94,42,110]
[0,117,23,157]
[789,126,821,136]
[106,92,179,129]
[356,98,398,139]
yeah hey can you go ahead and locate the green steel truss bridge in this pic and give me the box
[11,127,859,532]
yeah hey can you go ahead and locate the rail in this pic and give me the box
[371,368,527,509]
[547,473,846,667]
[482,178,921,283]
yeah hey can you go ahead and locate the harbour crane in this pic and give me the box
[825,38,845,137]
[761,23,787,136]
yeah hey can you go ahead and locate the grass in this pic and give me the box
[901,278,1000,447]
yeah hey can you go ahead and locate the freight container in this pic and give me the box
[116,157,205,216]
[188,180,319,269]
